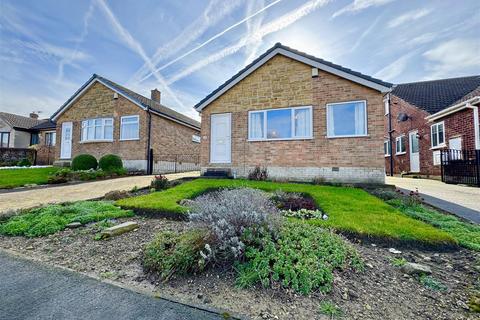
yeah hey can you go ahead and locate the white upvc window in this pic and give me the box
[396,135,406,154]
[431,121,445,148]
[120,115,139,140]
[384,97,389,115]
[326,100,367,138]
[45,131,56,146]
[81,118,113,142]
[248,106,313,141]
[384,140,391,156]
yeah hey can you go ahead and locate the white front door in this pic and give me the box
[210,113,231,163]
[60,122,72,159]
[409,131,420,172]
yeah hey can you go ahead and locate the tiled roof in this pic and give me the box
[392,75,480,114]
[51,74,200,129]
[194,42,393,110]
[30,120,56,130]
[0,112,46,130]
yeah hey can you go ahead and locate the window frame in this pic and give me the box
[326,100,368,138]
[0,132,10,148]
[384,140,391,157]
[430,121,446,149]
[395,135,406,155]
[45,131,56,146]
[81,117,114,142]
[384,97,389,115]
[247,105,313,141]
[120,115,140,141]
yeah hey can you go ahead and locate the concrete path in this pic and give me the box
[386,176,480,224]
[0,251,225,320]
[0,172,199,213]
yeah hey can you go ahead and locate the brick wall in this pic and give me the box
[36,129,56,165]
[200,54,385,183]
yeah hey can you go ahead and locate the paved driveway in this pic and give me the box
[0,251,226,320]
[386,176,480,223]
[0,172,199,213]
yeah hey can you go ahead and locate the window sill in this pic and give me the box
[119,138,140,141]
[79,140,113,144]
[248,137,313,142]
[396,152,406,155]
[430,144,446,150]
[327,134,369,139]
[385,155,391,157]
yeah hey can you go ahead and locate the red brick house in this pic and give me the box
[51,74,201,173]
[194,43,392,183]
[385,76,480,177]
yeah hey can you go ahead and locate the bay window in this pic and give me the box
[431,122,445,148]
[81,118,113,142]
[248,106,312,141]
[327,100,367,138]
[120,115,139,140]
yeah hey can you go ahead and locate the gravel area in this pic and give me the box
[0,216,478,320]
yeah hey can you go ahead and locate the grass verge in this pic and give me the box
[117,178,455,245]
[388,198,480,251]
[0,201,133,237]
[0,167,60,189]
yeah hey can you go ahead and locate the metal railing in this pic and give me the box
[441,149,480,187]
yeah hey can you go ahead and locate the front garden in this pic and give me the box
[0,176,479,319]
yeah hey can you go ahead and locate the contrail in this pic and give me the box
[244,0,266,66]
[129,0,243,85]
[138,0,283,83]
[94,0,186,110]
[166,0,331,85]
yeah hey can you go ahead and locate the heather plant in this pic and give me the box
[248,166,268,181]
[151,175,169,191]
[188,188,281,264]
[271,191,317,211]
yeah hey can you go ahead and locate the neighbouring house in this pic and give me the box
[385,75,480,178]
[194,43,392,183]
[50,74,201,172]
[0,112,56,165]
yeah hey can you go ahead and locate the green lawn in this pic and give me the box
[0,167,59,189]
[117,179,455,245]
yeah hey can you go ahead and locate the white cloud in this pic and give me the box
[166,0,331,85]
[388,8,431,28]
[374,51,416,81]
[94,0,188,111]
[422,38,480,79]
[137,0,282,84]
[332,0,394,19]
[128,0,243,85]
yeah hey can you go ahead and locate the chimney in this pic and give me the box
[29,112,39,119]
[151,89,161,103]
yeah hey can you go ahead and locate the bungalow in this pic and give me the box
[0,112,56,165]
[194,43,392,183]
[50,74,201,172]
[385,75,480,177]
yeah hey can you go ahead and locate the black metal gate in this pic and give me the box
[440,149,480,187]
[152,153,200,174]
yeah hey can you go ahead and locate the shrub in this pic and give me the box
[248,166,268,181]
[235,221,363,295]
[189,188,281,264]
[271,191,317,211]
[143,229,210,280]
[47,168,106,183]
[151,175,169,191]
[71,154,97,171]
[281,208,326,220]
[98,154,123,172]
[17,158,32,167]
[0,201,133,237]
[48,168,71,184]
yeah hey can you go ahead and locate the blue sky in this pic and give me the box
[1,0,479,121]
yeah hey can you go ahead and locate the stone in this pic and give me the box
[401,262,432,275]
[66,222,82,229]
[100,221,139,238]
[388,248,402,254]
